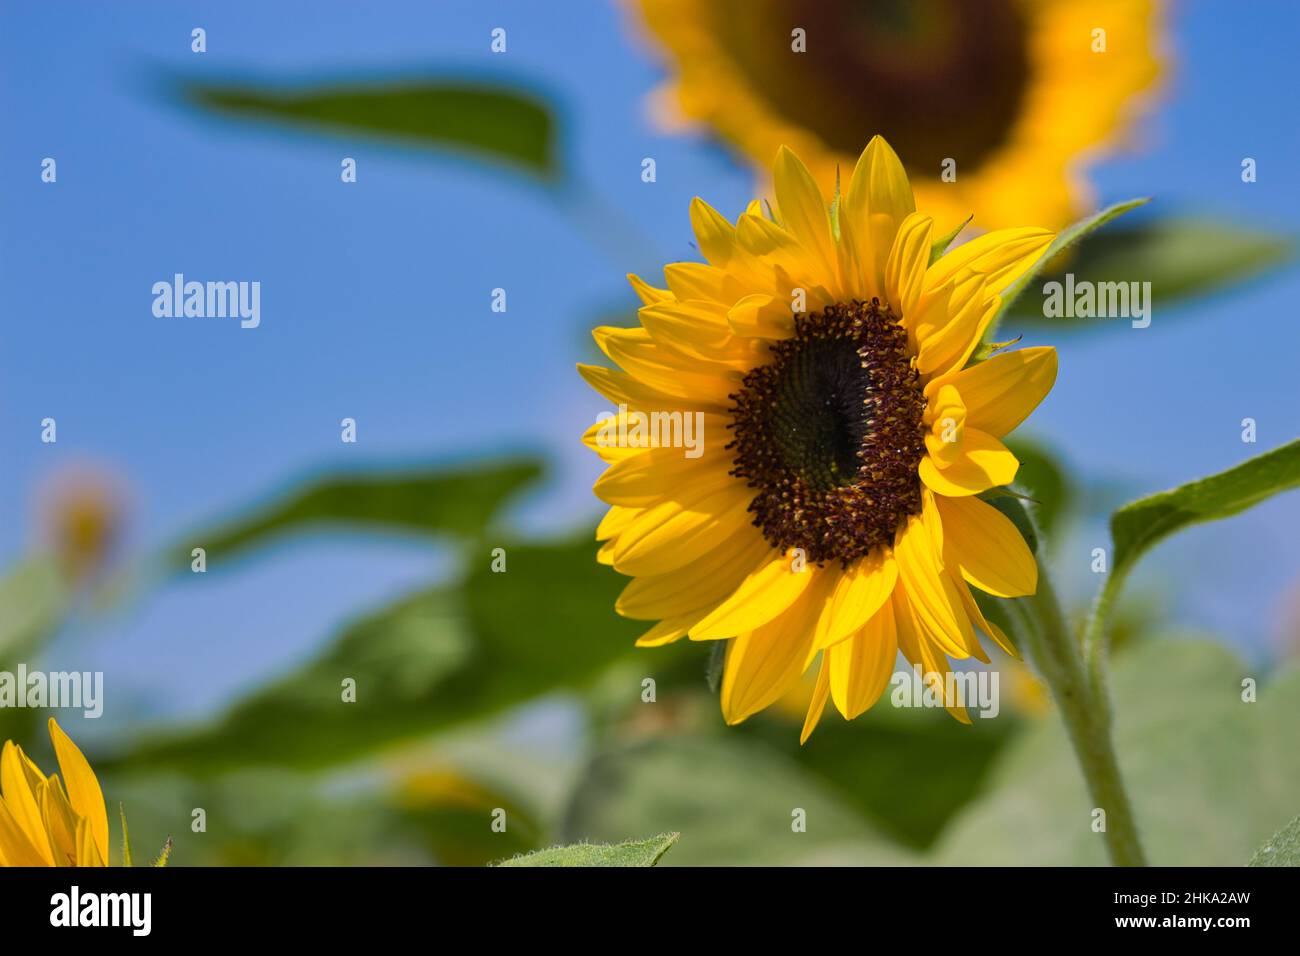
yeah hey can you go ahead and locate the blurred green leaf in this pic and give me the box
[562,734,916,865]
[1248,813,1300,866]
[166,458,542,571]
[1110,439,1300,578]
[185,79,558,178]
[114,536,642,774]
[107,767,539,866]
[935,639,1300,864]
[0,557,67,664]
[742,704,1019,849]
[1003,216,1293,327]
[992,197,1149,336]
[493,832,678,867]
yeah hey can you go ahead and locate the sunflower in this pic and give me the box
[0,718,109,866]
[628,0,1161,231]
[580,137,1058,739]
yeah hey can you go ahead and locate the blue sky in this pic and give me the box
[2,0,1298,738]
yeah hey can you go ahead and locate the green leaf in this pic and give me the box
[111,536,644,774]
[184,79,558,178]
[740,704,1018,849]
[107,767,541,866]
[934,638,1300,865]
[993,197,1149,334]
[929,215,972,265]
[0,557,68,665]
[1248,814,1300,866]
[1004,216,1294,327]
[493,832,679,868]
[166,458,542,571]
[1110,439,1300,577]
[562,734,916,865]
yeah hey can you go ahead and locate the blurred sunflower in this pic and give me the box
[580,137,1057,738]
[0,718,109,866]
[628,0,1161,230]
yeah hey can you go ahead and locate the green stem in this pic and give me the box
[1014,567,1147,866]
[1081,563,1131,711]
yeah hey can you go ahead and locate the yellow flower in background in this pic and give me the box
[628,0,1162,231]
[0,718,109,866]
[580,137,1057,738]
[38,465,127,584]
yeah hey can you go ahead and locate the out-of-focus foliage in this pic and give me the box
[165,459,542,570]
[934,639,1300,865]
[1005,218,1295,326]
[113,536,646,774]
[562,733,914,866]
[184,80,557,178]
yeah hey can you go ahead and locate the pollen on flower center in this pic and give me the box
[728,299,927,565]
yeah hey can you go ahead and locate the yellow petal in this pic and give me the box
[931,346,1058,438]
[0,797,50,866]
[727,293,794,339]
[923,384,967,468]
[827,600,898,720]
[592,327,738,404]
[772,146,837,284]
[593,446,734,507]
[627,272,671,306]
[49,718,108,865]
[936,494,1038,598]
[596,504,641,542]
[75,816,105,867]
[689,197,739,269]
[634,614,698,647]
[812,549,897,650]
[610,488,754,576]
[884,212,933,318]
[578,362,728,414]
[0,742,53,864]
[893,512,979,660]
[844,136,915,298]
[800,656,832,744]
[617,533,771,621]
[661,261,743,304]
[691,550,817,640]
[892,590,972,725]
[39,777,79,866]
[952,571,1018,659]
[926,227,1055,295]
[720,588,822,725]
[919,428,1019,497]
[916,291,999,380]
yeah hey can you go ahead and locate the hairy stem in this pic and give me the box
[1013,568,1147,867]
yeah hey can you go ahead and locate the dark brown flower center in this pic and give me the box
[715,0,1030,175]
[728,300,926,565]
